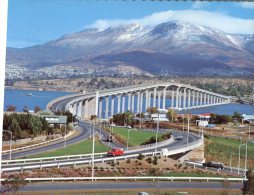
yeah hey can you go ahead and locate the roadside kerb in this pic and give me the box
[0,176,246,183]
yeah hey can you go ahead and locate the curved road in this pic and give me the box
[19,181,242,192]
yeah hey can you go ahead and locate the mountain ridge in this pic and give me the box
[6,21,254,76]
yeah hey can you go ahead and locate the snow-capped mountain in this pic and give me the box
[6,21,254,76]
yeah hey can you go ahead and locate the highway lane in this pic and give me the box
[2,122,91,160]
[19,181,242,192]
[2,128,199,170]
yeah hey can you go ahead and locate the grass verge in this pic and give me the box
[24,139,109,159]
[112,127,163,146]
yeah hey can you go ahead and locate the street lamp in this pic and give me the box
[155,111,160,153]
[64,122,67,148]
[3,130,12,160]
[248,125,251,140]
[91,121,95,180]
[238,144,245,175]
[127,128,133,151]
[186,116,190,149]
[229,152,235,173]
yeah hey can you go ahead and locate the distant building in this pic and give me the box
[41,115,67,128]
[145,109,169,122]
[242,114,254,123]
[196,113,211,127]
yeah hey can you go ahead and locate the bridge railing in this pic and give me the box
[0,176,246,182]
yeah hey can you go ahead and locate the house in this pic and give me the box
[242,114,254,123]
[196,113,211,127]
[41,115,67,128]
[145,109,169,122]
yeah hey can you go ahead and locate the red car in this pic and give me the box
[107,148,124,156]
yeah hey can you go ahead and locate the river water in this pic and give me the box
[4,89,254,115]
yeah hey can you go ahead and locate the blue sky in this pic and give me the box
[7,0,254,48]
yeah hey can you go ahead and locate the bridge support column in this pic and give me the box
[196,92,199,107]
[145,90,149,110]
[179,90,182,109]
[111,96,115,117]
[105,96,109,119]
[98,98,102,119]
[122,95,125,113]
[207,95,210,105]
[140,92,143,113]
[73,102,77,116]
[183,88,186,109]
[200,93,203,106]
[117,94,121,113]
[127,93,131,111]
[131,93,135,112]
[192,91,195,107]
[137,92,140,113]
[188,90,191,108]
[76,101,82,118]
[176,88,179,108]
[162,87,166,109]
[157,91,161,109]
[153,88,156,108]
[171,90,174,108]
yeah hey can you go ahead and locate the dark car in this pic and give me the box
[203,161,224,169]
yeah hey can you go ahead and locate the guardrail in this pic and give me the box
[2,130,74,155]
[2,135,203,172]
[0,176,246,182]
[2,136,63,154]
[1,152,107,164]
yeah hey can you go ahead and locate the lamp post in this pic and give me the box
[186,116,190,149]
[3,130,12,160]
[248,125,251,140]
[127,128,133,151]
[238,144,245,175]
[244,141,248,179]
[91,121,95,180]
[64,122,67,148]
[229,152,235,173]
[155,111,159,153]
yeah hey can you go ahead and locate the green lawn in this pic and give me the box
[205,136,254,168]
[25,139,109,159]
[112,127,162,146]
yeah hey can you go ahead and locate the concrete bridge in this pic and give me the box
[48,83,231,120]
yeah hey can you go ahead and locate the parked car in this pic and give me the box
[139,192,149,195]
[107,148,124,156]
[203,161,224,169]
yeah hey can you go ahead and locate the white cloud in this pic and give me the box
[86,9,254,34]
[192,2,210,9]
[239,2,254,9]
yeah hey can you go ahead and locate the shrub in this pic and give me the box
[137,153,145,160]
[126,159,131,163]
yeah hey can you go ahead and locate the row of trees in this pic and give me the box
[3,113,50,140]
[6,105,42,113]
[111,107,245,126]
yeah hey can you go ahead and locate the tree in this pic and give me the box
[232,111,242,123]
[146,107,157,114]
[90,115,98,122]
[34,105,41,113]
[7,105,17,112]
[28,116,43,136]
[167,109,177,121]
[10,118,22,140]
[242,169,254,195]
[22,106,29,113]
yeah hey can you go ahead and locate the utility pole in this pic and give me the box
[91,122,95,180]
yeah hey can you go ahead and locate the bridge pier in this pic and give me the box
[59,84,230,121]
